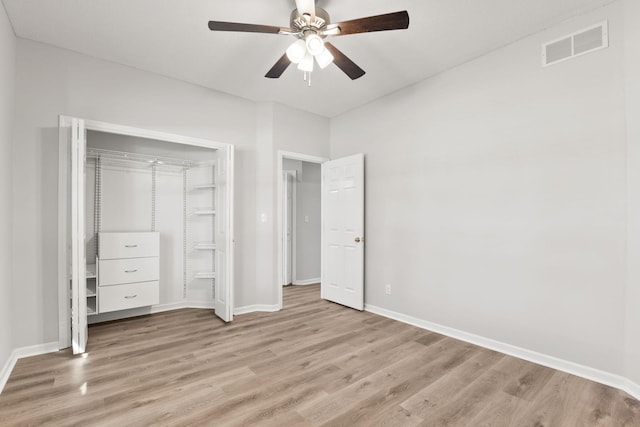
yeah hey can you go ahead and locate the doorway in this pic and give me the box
[282,169,296,286]
[277,151,327,308]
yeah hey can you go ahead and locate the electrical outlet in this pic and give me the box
[385,284,392,295]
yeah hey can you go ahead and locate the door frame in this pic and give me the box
[57,116,235,349]
[276,151,328,309]
[282,170,297,286]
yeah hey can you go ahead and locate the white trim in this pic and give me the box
[227,145,235,321]
[624,379,640,401]
[187,301,217,310]
[282,170,297,286]
[365,304,640,401]
[82,118,230,150]
[58,116,71,349]
[293,278,321,286]
[277,151,328,311]
[0,342,59,394]
[0,353,16,393]
[234,304,280,315]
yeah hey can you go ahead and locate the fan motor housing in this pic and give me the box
[290,7,330,32]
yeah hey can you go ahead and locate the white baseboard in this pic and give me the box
[293,278,321,286]
[0,342,59,394]
[185,301,216,310]
[624,378,640,400]
[234,304,280,315]
[365,304,640,401]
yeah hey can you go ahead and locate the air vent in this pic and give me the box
[542,21,608,67]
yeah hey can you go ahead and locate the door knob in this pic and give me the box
[355,237,362,243]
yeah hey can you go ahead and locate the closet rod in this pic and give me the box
[86,148,194,169]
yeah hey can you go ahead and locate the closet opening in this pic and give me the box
[58,117,234,354]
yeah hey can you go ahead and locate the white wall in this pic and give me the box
[623,0,640,387]
[11,39,258,348]
[331,2,628,376]
[0,4,16,375]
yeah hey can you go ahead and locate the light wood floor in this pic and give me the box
[1,285,639,426]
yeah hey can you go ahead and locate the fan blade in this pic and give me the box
[265,53,292,79]
[324,42,365,80]
[295,0,315,19]
[332,11,409,36]
[208,21,289,34]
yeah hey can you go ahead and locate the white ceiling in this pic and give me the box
[2,0,615,117]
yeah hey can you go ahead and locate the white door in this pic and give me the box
[283,172,294,285]
[321,154,365,310]
[214,144,234,322]
[70,118,88,354]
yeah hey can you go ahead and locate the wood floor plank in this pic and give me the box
[0,284,638,426]
[400,347,505,419]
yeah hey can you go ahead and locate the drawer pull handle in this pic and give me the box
[125,269,138,273]
[125,245,138,248]
[124,295,138,299]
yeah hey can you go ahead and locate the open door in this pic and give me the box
[321,154,365,310]
[69,117,88,354]
[214,144,235,322]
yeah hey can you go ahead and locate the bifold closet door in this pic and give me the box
[69,117,88,354]
[214,144,234,322]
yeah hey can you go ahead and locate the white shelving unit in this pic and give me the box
[187,164,217,301]
[193,209,216,215]
[194,242,216,250]
[194,184,216,190]
[86,263,97,316]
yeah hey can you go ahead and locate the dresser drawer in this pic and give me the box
[98,257,159,286]
[99,232,159,260]
[98,281,159,313]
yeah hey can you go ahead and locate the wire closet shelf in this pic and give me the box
[86,148,196,170]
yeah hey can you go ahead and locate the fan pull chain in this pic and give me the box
[303,71,312,87]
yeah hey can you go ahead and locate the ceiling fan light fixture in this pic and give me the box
[315,47,334,69]
[286,39,307,64]
[305,33,325,56]
[297,52,315,72]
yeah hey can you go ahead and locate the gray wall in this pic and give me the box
[0,4,15,377]
[283,159,321,283]
[331,2,629,377]
[623,0,640,386]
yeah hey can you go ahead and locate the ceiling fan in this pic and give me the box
[208,0,409,83]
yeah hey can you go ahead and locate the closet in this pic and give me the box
[58,117,234,355]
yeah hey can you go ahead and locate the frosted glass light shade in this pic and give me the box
[305,34,325,56]
[297,52,314,72]
[315,47,334,69]
[286,39,307,64]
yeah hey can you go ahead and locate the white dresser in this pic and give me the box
[97,232,160,313]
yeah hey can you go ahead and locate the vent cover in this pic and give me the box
[542,21,608,67]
